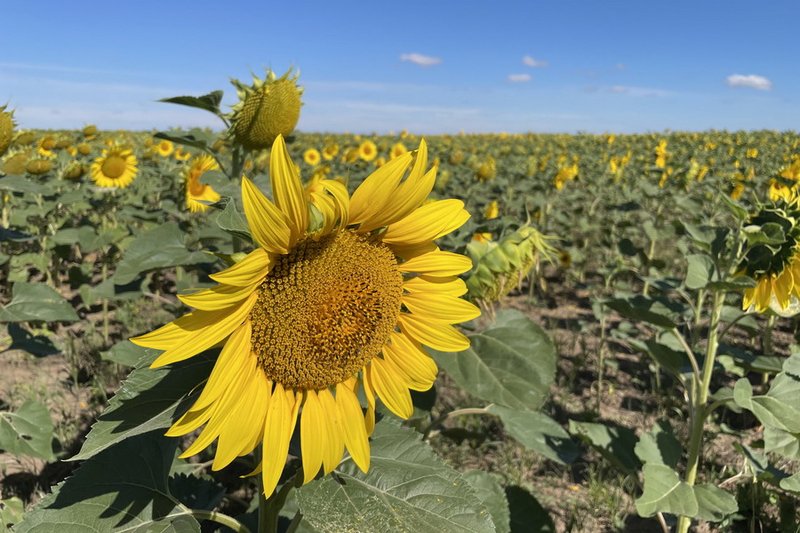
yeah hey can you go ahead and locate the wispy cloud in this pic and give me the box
[609,85,669,97]
[507,73,532,83]
[726,74,772,91]
[399,53,442,67]
[522,55,548,68]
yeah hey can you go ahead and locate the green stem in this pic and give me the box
[423,405,493,440]
[642,238,657,297]
[102,262,109,345]
[260,471,300,533]
[677,289,724,533]
[190,509,252,533]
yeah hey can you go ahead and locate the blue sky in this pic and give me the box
[1,0,798,133]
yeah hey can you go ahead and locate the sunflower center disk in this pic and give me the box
[101,156,127,179]
[250,230,403,390]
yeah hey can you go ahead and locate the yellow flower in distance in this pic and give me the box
[303,148,321,166]
[322,142,339,161]
[174,146,191,161]
[390,142,408,159]
[185,154,221,212]
[484,200,499,220]
[90,145,138,188]
[131,135,478,496]
[155,139,175,157]
[358,140,378,162]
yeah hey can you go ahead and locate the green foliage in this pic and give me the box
[0,282,78,322]
[0,400,55,460]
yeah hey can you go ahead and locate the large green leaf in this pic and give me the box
[296,420,496,533]
[684,253,714,290]
[733,375,800,433]
[0,400,55,460]
[113,222,216,284]
[635,464,697,518]
[604,297,677,329]
[159,91,224,115]
[487,405,578,464]
[463,470,510,533]
[215,196,253,242]
[0,282,79,322]
[431,310,556,411]
[568,420,641,473]
[70,350,215,461]
[15,432,201,533]
[505,486,554,533]
[693,484,737,522]
[634,419,681,468]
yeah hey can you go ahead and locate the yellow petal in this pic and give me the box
[213,360,260,470]
[402,292,481,324]
[399,313,470,352]
[404,275,467,297]
[300,390,324,484]
[742,287,755,310]
[350,153,413,226]
[361,370,376,435]
[774,268,794,309]
[191,321,252,411]
[399,250,474,277]
[150,293,257,368]
[242,176,292,253]
[335,383,370,473]
[167,402,214,437]
[210,247,270,286]
[318,388,345,474]
[369,358,413,419]
[384,331,439,389]
[358,142,433,231]
[243,372,272,453]
[382,200,470,246]
[270,135,308,241]
[262,383,294,496]
[179,282,259,311]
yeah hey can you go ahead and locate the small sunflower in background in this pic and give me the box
[90,145,138,188]
[303,147,321,166]
[155,139,175,157]
[132,135,477,496]
[390,142,408,160]
[0,105,15,156]
[37,135,57,157]
[358,139,377,162]
[174,146,191,161]
[322,142,339,161]
[185,154,221,213]
[484,200,499,220]
[229,69,303,150]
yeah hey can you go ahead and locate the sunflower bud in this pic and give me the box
[0,106,15,156]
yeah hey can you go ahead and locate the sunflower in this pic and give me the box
[484,200,499,220]
[185,154,221,212]
[155,139,175,157]
[741,201,800,313]
[37,135,57,157]
[131,135,477,496]
[174,147,191,161]
[0,106,15,156]
[358,140,378,162]
[303,148,321,166]
[390,142,408,160]
[90,145,138,188]
[322,142,339,161]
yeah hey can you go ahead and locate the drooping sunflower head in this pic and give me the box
[90,145,138,188]
[61,160,86,180]
[0,105,15,156]
[1,148,29,175]
[131,135,478,496]
[37,135,57,157]
[82,124,98,138]
[185,154,221,213]
[741,199,800,313]
[228,69,303,150]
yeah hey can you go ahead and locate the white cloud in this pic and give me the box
[726,74,772,91]
[508,73,532,83]
[522,55,548,68]
[399,53,442,67]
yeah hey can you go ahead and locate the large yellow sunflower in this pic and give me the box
[90,145,138,188]
[132,135,478,496]
[185,154,221,212]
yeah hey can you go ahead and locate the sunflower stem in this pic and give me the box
[260,471,300,533]
[423,405,493,440]
[189,509,252,533]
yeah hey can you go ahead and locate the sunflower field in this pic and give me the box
[2,71,800,533]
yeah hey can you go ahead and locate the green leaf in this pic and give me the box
[685,253,714,289]
[215,196,253,242]
[634,419,682,468]
[463,470,510,533]
[113,221,216,285]
[568,420,641,473]
[505,486,554,533]
[779,472,800,493]
[635,464,698,518]
[733,371,800,433]
[706,276,756,291]
[100,340,153,367]
[693,484,737,522]
[604,297,677,329]
[0,281,79,322]
[296,420,495,533]
[431,310,556,411]
[0,400,55,460]
[15,432,201,533]
[0,497,25,529]
[153,132,209,151]
[488,405,578,464]
[160,91,224,115]
[70,351,215,461]
[764,426,800,460]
